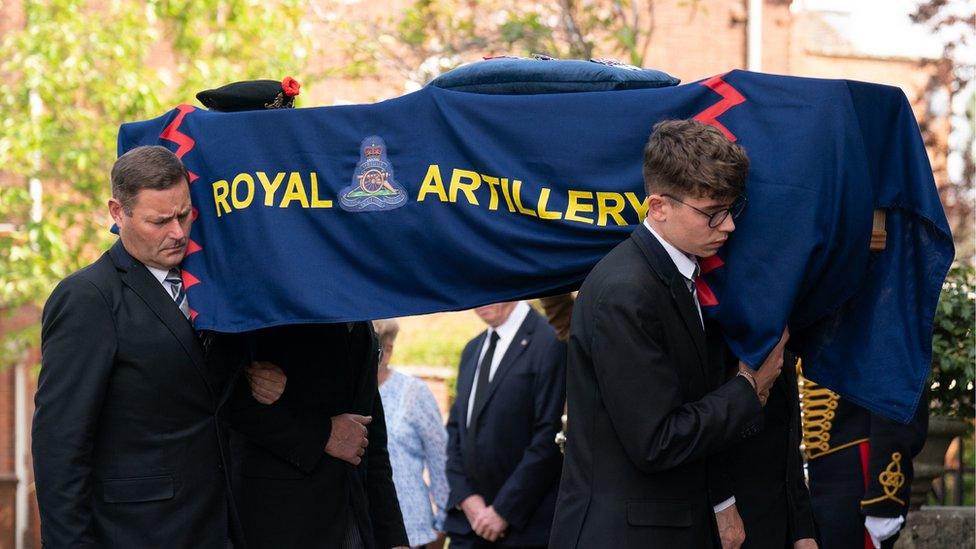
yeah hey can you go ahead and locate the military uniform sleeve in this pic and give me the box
[860,390,929,517]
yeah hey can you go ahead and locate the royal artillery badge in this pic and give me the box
[339,136,407,212]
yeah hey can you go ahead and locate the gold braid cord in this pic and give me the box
[800,372,839,459]
[861,452,906,507]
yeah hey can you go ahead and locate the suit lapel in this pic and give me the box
[109,241,215,400]
[455,333,484,437]
[669,271,708,366]
[469,310,537,424]
[630,230,708,374]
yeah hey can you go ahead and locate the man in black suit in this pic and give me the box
[189,77,408,549]
[224,323,409,549]
[444,301,566,549]
[32,145,249,547]
[550,119,788,548]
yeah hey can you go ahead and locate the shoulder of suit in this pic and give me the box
[462,331,486,354]
[49,252,119,305]
[587,265,662,310]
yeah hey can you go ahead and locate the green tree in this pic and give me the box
[0,0,317,363]
[351,0,688,87]
[911,0,975,262]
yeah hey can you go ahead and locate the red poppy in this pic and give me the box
[282,76,301,97]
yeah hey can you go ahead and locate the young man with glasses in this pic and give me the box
[550,119,790,548]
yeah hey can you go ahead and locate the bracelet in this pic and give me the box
[736,370,758,392]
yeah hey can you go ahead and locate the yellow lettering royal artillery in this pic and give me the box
[416,164,647,226]
[212,171,333,217]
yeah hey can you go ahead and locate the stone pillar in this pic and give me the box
[895,507,976,549]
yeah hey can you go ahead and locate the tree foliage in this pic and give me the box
[929,265,976,420]
[911,0,975,262]
[353,0,683,87]
[0,0,316,318]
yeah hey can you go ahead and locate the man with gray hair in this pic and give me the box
[32,145,275,547]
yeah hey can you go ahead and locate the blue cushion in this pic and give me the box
[427,56,680,94]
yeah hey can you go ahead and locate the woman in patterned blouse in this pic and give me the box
[374,319,449,549]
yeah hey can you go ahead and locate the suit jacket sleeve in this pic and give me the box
[366,387,409,548]
[860,390,929,517]
[706,342,741,508]
[32,276,117,548]
[591,284,760,474]
[223,360,332,475]
[491,336,567,529]
[445,342,477,509]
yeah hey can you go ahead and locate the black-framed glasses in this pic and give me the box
[662,194,748,228]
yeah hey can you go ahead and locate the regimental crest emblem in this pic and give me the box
[339,136,407,212]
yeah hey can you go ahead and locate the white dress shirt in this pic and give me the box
[146,265,173,291]
[466,301,531,427]
[642,221,732,513]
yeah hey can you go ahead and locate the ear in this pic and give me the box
[108,198,126,225]
[646,194,669,222]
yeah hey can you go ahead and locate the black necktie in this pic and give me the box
[468,330,500,427]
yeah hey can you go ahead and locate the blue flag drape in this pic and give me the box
[117,70,953,423]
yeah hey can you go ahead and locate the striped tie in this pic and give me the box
[165,268,190,319]
[689,264,703,328]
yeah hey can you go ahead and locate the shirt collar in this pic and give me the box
[643,218,699,281]
[145,265,171,286]
[489,301,531,344]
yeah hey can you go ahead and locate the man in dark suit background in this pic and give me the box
[32,145,247,547]
[550,119,788,549]
[444,301,566,549]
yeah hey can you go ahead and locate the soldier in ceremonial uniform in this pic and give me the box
[800,375,928,549]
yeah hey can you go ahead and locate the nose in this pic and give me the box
[718,214,736,233]
[168,218,187,240]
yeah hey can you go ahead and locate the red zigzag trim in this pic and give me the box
[693,74,745,142]
[160,104,203,322]
[691,74,746,306]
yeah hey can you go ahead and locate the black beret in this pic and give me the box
[196,77,301,112]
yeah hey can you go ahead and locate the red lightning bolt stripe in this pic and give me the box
[159,104,205,323]
[693,75,746,142]
[181,270,201,290]
[691,74,746,306]
[699,254,724,274]
[185,240,202,256]
[159,104,197,158]
[696,279,719,307]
